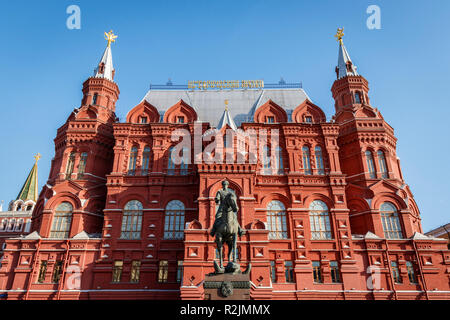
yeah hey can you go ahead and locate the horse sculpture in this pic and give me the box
[213,192,240,273]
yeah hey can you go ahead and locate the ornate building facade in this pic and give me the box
[0,30,449,300]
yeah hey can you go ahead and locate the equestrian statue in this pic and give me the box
[210,180,250,274]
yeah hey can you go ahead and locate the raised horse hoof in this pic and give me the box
[225,262,241,274]
[214,260,225,274]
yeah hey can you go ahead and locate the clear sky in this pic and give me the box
[0,0,449,232]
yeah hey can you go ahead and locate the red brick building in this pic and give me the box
[0,31,449,300]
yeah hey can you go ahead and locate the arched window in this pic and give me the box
[15,219,24,231]
[164,200,185,239]
[50,202,73,239]
[315,146,324,175]
[309,200,332,240]
[78,152,88,179]
[121,200,143,239]
[302,146,312,175]
[167,147,175,175]
[128,146,138,176]
[1,219,7,231]
[142,146,151,175]
[377,150,388,179]
[366,150,376,179]
[66,152,76,180]
[267,200,288,239]
[9,219,16,231]
[380,202,403,239]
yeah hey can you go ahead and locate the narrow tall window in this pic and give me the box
[270,261,276,283]
[66,152,76,180]
[267,200,288,239]
[77,152,88,179]
[312,261,322,283]
[50,202,73,239]
[164,200,185,239]
[377,150,388,179]
[52,261,63,283]
[330,261,341,283]
[380,202,403,239]
[284,261,294,283]
[305,116,313,123]
[112,260,123,283]
[315,146,325,175]
[176,261,184,283]
[130,260,141,283]
[366,150,376,179]
[177,116,185,123]
[167,147,175,175]
[302,146,312,175]
[15,219,24,231]
[1,219,7,231]
[9,219,16,231]
[180,147,188,175]
[406,261,417,284]
[140,116,148,124]
[309,200,332,240]
[266,116,275,124]
[128,147,138,176]
[92,93,98,105]
[355,92,362,104]
[37,261,48,283]
[276,146,284,175]
[391,261,402,284]
[158,260,169,283]
[142,146,151,175]
[262,145,271,175]
[121,200,143,240]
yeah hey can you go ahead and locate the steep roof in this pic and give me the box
[16,156,39,202]
[142,87,312,127]
[336,41,358,79]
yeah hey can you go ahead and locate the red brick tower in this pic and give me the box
[32,30,120,238]
[331,29,422,239]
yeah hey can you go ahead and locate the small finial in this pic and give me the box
[34,153,41,163]
[335,27,344,44]
[224,99,229,111]
[104,30,118,47]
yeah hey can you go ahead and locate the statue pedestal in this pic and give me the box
[203,273,251,300]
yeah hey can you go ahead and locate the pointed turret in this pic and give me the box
[217,100,237,130]
[94,30,117,81]
[80,30,120,116]
[16,154,40,202]
[331,28,375,121]
[335,28,358,79]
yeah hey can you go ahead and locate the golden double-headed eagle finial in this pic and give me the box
[34,153,41,163]
[334,27,344,44]
[224,99,229,111]
[104,30,118,47]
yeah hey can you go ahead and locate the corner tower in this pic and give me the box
[31,31,120,238]
[331,28,422,239]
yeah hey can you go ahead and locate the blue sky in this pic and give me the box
[0,1,449,232]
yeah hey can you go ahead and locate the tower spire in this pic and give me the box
[16,154,40,202]
[335,28,358,79]
[94,30,117,81]
[217,100,237,130]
